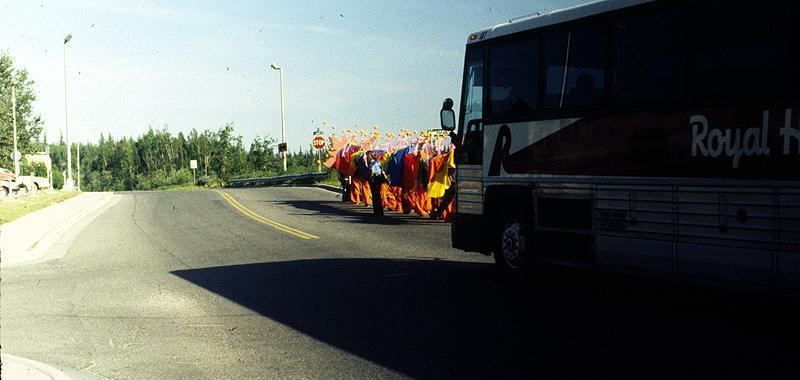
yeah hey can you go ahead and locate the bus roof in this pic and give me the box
[466,0,654,44]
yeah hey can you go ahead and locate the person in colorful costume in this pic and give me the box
[323,125,457,221]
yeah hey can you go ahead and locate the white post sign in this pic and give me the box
[190,160,198,183]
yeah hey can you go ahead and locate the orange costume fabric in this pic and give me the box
[382,185,403,212]
[415,187,431,215]
[349,180,362,204]
[440,198,455,222]
[349,178,372,206]
[360,179,371,206]
[401,153,428,216]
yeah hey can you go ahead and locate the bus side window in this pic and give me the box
[487,37,540,120]
[459,47,484,165]
[544,32,570,110]
[544,23,606,111]
[562,24,605,109]
[611,3,687,107]
[693,1,796,104]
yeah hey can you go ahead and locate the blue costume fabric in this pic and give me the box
[387,147,409,187]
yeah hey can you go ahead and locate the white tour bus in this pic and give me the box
[439,0,800,290]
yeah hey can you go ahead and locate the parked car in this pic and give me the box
[0,168,19,199]
[18,175,50,194]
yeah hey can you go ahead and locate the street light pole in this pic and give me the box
[12,85,19,176]
[271,63,287,172]
[77,141,81,191]
[63,33,74,191]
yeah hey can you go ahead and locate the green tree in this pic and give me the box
[0,52,44,169]
[247,136,279,175]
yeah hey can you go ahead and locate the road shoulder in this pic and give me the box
[0,192,120,268]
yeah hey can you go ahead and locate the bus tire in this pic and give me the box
[493,216,531,274]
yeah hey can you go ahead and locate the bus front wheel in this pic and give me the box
[494,218,530,273]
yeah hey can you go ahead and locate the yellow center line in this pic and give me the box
[216,190,319,239]
[214,190,319,240]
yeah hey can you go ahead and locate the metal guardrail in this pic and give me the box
[227,172,329,187]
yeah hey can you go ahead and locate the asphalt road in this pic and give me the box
[2,187,799,379]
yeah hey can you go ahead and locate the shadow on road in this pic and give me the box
[270,199,445,226]
[172,259,800,379]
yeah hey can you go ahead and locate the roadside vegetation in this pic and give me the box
[66,125,329,192]
[157,184,208,191]
[1,53,44,169]
[0,191,79,225]
[318,171,341,187]
[2,51,332,193]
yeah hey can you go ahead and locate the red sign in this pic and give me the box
[311,135,326,150]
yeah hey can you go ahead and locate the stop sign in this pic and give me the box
[311,135,326,150]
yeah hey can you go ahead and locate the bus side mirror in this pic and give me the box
[440,98,456,131]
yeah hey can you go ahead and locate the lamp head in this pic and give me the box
[64,34,73,44]
[270,63,281,70]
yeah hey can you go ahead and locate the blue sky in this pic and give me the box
[1,0,582,150]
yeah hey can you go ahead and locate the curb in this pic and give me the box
[279,183,342,194]
[311,184,342,194]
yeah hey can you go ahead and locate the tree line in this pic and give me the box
[1,51,327,191]
[59,125,323,191]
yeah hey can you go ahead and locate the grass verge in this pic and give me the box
[158,184,209,191]
[0,191,80,225]
[318,176,341,187]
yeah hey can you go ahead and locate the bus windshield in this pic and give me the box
[458,47,484,165]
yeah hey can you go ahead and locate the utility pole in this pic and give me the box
[77,142,81,191]
[271,64,287,172]
[63,33,74,190]
[279,68,286,172]
[12,85,19,176]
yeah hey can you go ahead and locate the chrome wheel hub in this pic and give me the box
[501,222,524,269]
